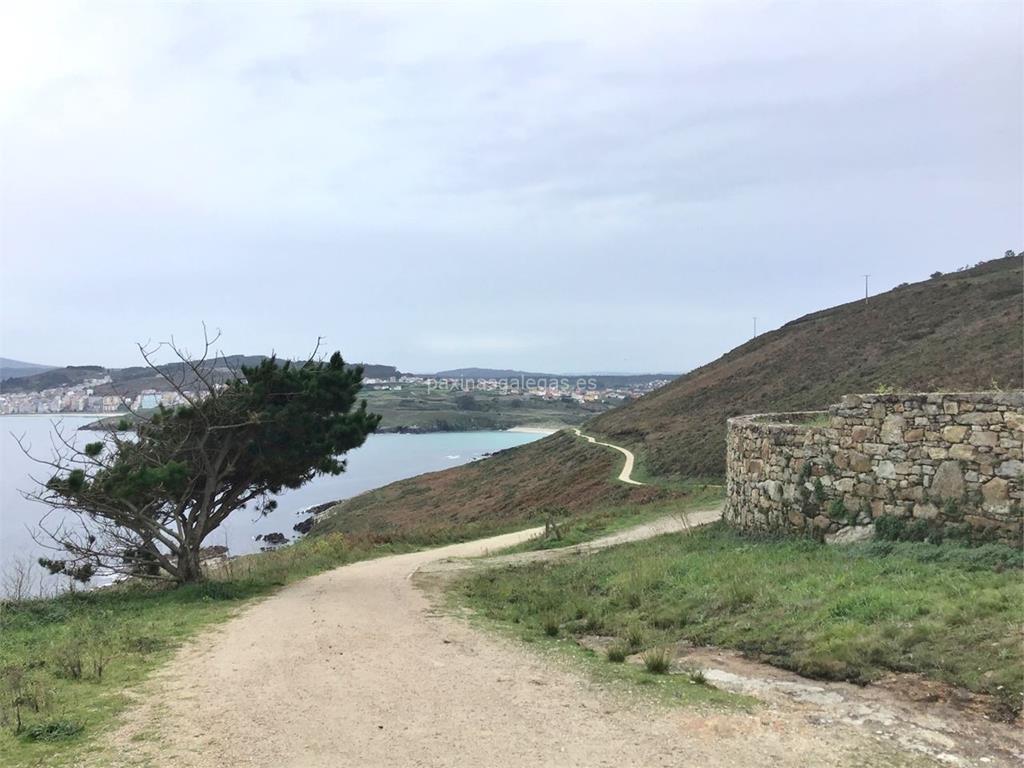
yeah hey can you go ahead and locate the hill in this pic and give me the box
[314,430,669,540]
[1,356,399,397]
[0,358,56,381]
[315,254,1022,535]
[0,365,106,393]
[587,253,1023,478]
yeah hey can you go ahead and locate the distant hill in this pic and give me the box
[588,253,1024,478]
[0,365,106,393]
[1,355,400,396]
[0,358,56,382]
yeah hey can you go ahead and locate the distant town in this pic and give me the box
[0,374,189,415]
[0,371,675,416]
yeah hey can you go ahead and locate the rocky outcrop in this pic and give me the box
[725,393,1023,544]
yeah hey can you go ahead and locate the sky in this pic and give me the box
[0,1,1020,374]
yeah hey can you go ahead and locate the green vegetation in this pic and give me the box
[0,532,423,766]
[362,385,610,432]
[37,349,379,585]
[498,487,724,554]
[641,647,672,674]
[455,522,1024,719]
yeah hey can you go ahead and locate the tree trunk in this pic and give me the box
[175,545,204,584]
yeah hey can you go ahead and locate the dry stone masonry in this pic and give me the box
[725,393,1023,544]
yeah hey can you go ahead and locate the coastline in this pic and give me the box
[506,425,560,435]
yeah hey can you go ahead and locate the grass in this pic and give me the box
[497,486,724,555]
[0,531,425,767]
[455,521,1024,719]
[641,647,672,674]
[360,385,609,433]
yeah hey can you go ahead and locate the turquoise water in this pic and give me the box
[0,415,542,591]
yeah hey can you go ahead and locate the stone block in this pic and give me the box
[875,460,896,480]
[969,429,998,447]
[851,425,877,442]
[942,425,969,443]
[881,415,906,443]
[942,400,959,415]
[996,460,1023,478]
[948,444,975,462]
[848,451,872,473]
[912,502,939,520]
[930,460,965,501]
[982,477,1010,510]
[956,412,1002,426]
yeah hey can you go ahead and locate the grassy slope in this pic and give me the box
[588,255,1024,478]
[457,522,1024,717]
[315,431,675,539]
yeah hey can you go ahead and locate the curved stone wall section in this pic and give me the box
[724,393,1023,543]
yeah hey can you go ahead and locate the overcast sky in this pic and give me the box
[0,1,1020,373]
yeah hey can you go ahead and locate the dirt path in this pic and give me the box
[85,516,927,768]
[572,428,643,485]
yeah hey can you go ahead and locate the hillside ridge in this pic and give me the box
[586,253,1023,478]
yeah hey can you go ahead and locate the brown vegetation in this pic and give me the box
[589,254,1023,478]
[314,431,670,538]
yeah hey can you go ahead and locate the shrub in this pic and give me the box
[606,645,627,663]
[50,639,83,681]
[23,720,82,742]
[904,520,930,542]
[689,668,708,685]
[625,625,646,652]
[875,515,906,541]
[541,616,560,637]
[813,479,827,504]
[1,666,46,736]
[641,647,672,674]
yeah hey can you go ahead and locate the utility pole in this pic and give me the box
[753,316,758,337]
[863,274,870,304]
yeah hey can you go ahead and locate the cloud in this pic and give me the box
[0,1,1020,371]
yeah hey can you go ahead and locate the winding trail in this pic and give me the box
[572,428,644,485]
[81,512,924,768]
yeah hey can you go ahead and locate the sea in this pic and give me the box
[0,414,542,596]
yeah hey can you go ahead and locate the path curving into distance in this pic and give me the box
[571,428,644,485]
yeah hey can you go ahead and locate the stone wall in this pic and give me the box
[724,393,1023,543]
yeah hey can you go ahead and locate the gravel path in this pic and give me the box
[571,428,644,485]
[83,519,912,768]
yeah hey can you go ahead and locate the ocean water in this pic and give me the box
[0,415,542,593]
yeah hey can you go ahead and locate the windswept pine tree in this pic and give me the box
[24,334,380,584]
